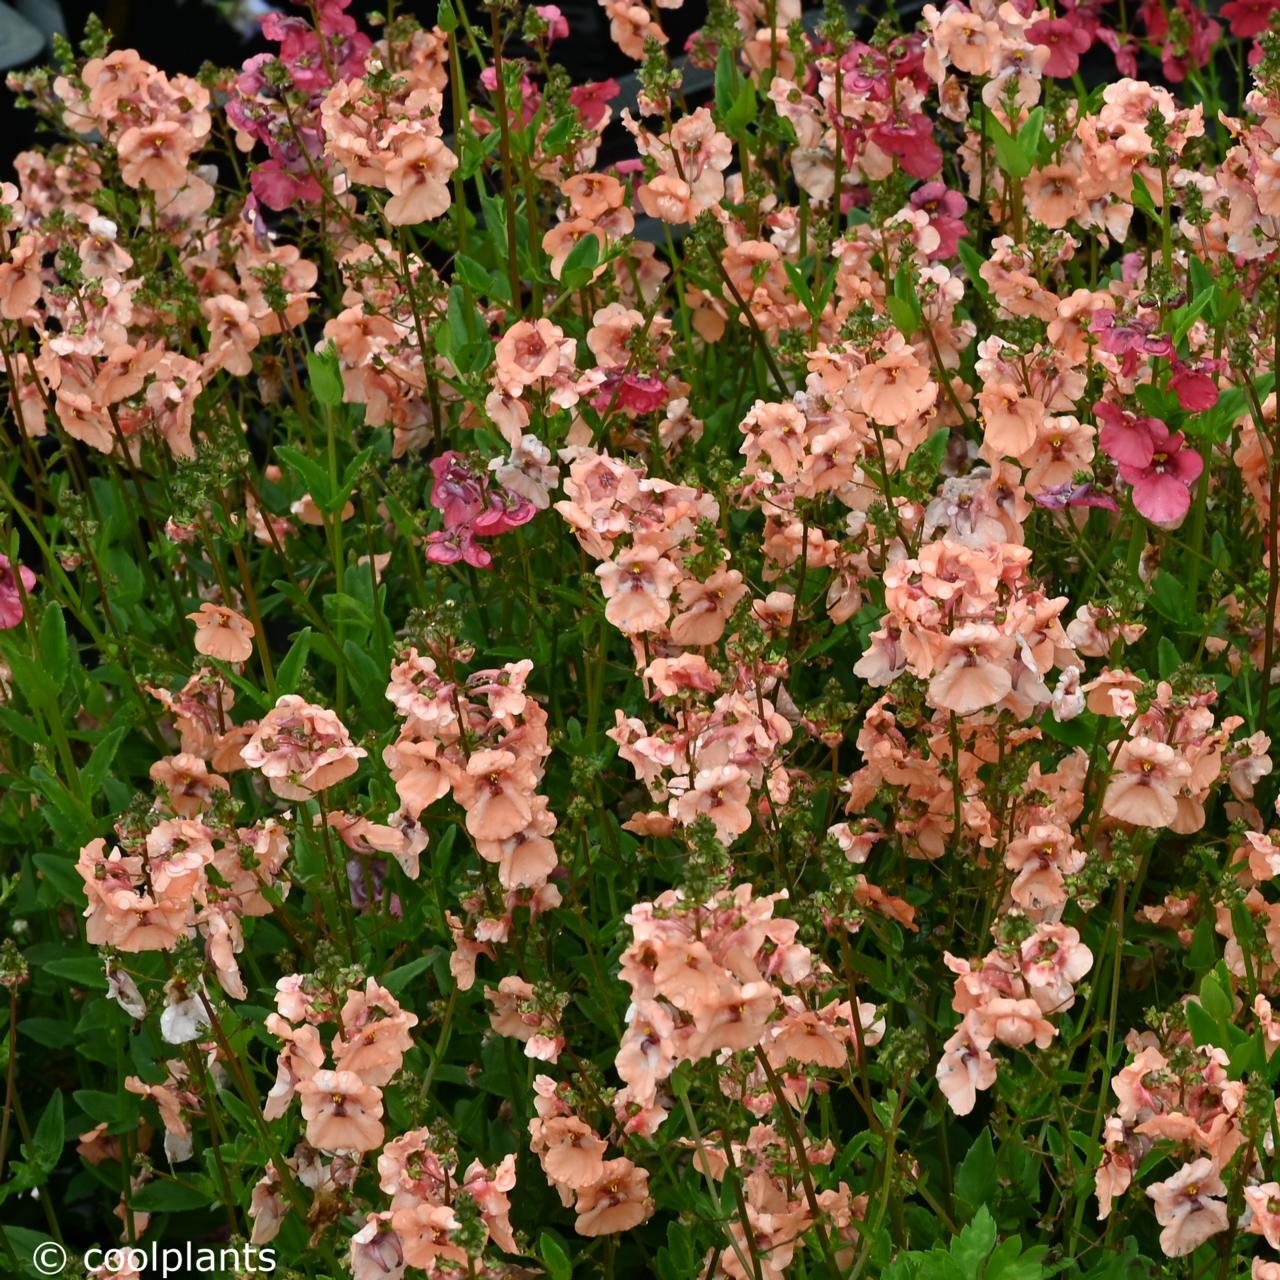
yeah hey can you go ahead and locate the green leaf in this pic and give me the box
[950,1205,998,1277]
[42,955,105,988]
[32,853,83,903]
[276,444,334,509]
[985,110,1034,180]
[131,1178,218,1212]
[955,1127,997,1217]
[38,603,69,692]
[1199,969,1233,1021]
[539,1231,573,1280]
[1156,635,1182,679]
[82,724,128,798]
[957,239,990,299]
[1131,171,1158,216]
[558,231,601,292]
[307,345,344,408]
[29,1091,65,1174]
[18,1018,76,1050]
[1185,998,1225,1050]
[1170,288,1214,345]
[1015,107,1045,166]
[275,627,312,696]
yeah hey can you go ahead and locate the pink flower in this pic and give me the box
[1146,1158,1227,1257]
[1027,17,1094,78]
[909,182,967,259]
[0,556,36,629]
[1117,421,1203,527]
[569,79,620,130]
[240,696,367,801]
[1221,0,1280,37]
[534,5,570,41]
[1094,400,1159,469]
[869,112,942,180]
[1169,362,1219,411]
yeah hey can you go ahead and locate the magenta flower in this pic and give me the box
[1090,312,1175,377]
[1221,0,1280,38]
[0,555,36,630]
[909,182,968,259]
[1117,421,1203,526]
[430,452,487,528]
[426,452,538,569]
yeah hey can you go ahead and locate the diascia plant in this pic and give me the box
[16,0,1280,1277]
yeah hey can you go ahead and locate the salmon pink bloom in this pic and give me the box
[384,136,457,226]
[857,348,936,425]
[296,1070,385,1152]
[188,603,255,664]
[928,623,1016,715]
[1103,737,1191,828]
[451,749,535,842]
[573,1159,653,1236]
[595,545,682,634]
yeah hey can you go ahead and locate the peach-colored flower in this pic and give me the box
[1103,737,1191,829]
[451,749,536,841]
[297,1069,385,1152]
[188,602,255,664]
[384,135,457,225]
[928,623,1016,714]
[595,544,682,634]
[574,1158,652,1236]
[857,349,936,425]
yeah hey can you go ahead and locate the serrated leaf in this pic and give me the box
[955,1127,997,1216]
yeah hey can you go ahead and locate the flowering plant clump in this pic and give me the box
[14,0,1280,1276]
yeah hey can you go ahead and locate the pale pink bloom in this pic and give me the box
[1244,1182,1280,1249]
[1146,1159,1228,1258]
[241,696,367,801]
[936,1027,997,1116]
